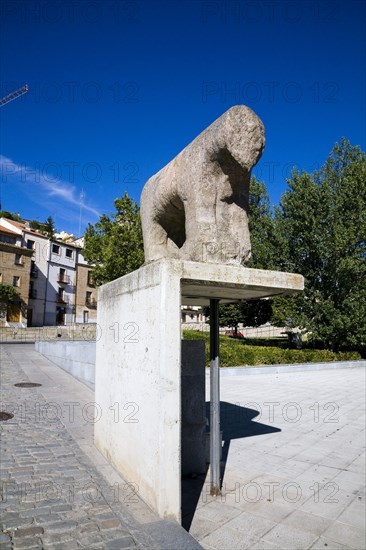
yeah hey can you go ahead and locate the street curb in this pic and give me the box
[144,520,203,549]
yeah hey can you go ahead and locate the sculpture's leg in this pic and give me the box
[142,214,184,263]
[141,210,168,263]
[180,193,249,265]
[216,199,251,265]
[180,200,220,263]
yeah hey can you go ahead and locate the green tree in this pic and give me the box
[0,283,20,321]
[29,220,42,231]
[83,193,144,285]
[273,139,366,351]
[240,299,273,327]
[213,299,273,336]
[217,304,243,335]
[29,216,56,238]
[0,211,22,221]
[247,176,278,270]
[0,283,19,303]
[42,216,56,238]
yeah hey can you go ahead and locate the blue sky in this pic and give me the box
[1,0,365,235]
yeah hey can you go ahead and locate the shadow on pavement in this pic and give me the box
[181,401,281,531]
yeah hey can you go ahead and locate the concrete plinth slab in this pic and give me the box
[180,261,303,305]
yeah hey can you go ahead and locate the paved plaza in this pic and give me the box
[0,343,365,549]
[189,364,366,549]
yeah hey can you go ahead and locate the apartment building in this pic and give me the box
[22,229,49,327]
[44,240,79,326]
[0,218,97,327]
[0,226,33,325]
[181,305,205,324]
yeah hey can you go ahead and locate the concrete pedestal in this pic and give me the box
[95,259,303,521]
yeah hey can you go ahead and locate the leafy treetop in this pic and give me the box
[83,193,144,286]
[0,284,19,303]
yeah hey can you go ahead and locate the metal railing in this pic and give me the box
[56,295,69,304]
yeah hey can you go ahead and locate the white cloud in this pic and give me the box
[0,154,101,218]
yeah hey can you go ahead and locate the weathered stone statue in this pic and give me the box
[141,105,265,265]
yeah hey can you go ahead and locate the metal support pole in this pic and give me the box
[210,298,221,495]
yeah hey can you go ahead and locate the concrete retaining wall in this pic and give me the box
[1,324,97,343]
[35,340,96,390]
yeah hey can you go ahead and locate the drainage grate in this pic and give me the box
[0,411,14,421]
[14,382,42,388]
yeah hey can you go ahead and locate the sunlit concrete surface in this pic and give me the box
[186,365,366,549]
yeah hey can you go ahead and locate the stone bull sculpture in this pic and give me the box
[140,105,265,265]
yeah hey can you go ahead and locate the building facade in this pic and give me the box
[75,262,98,324]
[43,241,77,326]
[0,226,33,326]
[0,218,97,327]
[23,229,49,327]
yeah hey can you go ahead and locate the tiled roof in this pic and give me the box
[2,218,24,229]
[0,226,19,236]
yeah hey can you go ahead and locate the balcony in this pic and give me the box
[57,272,70,284]
[56,295,69,305]
[29,289,37,299]
[85,298,97,309]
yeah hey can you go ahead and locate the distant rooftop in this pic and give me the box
[0,217,84,247]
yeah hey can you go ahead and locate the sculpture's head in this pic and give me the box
[211,105,265,175]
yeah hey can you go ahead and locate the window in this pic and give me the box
[59,268,66,282]
[52,244,60,254]
[27,240,35,250]
[0,234,16,245]
[29,281,36,299]
[87,271,94,286]
[85,291,96,308]
[13,276,20,287]
[15,254,23,265]
[65,248,73,258]
[83,311,89,323]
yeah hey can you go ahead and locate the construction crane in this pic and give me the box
[0,84,28,107]
[0,84,29,209]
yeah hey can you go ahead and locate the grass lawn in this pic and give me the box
[183,330,361,367]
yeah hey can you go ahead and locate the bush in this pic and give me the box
[182,330,361,367]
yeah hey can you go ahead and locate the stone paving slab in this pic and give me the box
[189,365,366,549]
[0,344,201,550]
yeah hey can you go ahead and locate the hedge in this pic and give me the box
[183,330,361,367]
